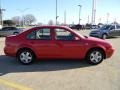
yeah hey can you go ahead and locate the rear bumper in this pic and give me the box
[4,46,16,57]
[106,47,115,58]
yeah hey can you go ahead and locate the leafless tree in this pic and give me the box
[37,22,43,26]
[24,14,36,25]
[11,16,21,26]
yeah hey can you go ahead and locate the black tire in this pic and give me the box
[17,49,35,65]
[102,34,107,39]
[86,49,104,65]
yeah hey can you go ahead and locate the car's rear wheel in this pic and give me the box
[17,49,35,65]
[102,34,107,39]
[86,49,104,65]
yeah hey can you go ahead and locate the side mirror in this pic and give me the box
[75,37,80,40]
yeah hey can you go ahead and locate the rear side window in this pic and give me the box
[36,28,51,40]
[10,27,17,30]
[2,27,9,30]
[116,25,120,29]
[27,30,36,39]
[2,27,17,30]
[27,28,51,40]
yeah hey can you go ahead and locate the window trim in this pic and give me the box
[27,28,52,40]
[54,28,78,41]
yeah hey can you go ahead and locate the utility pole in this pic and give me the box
[64,10,66,25]
[56,0,59,25]
[106,13,109,24]
[0,0,5,27]
[91,0,96,25]
[88,15,90,24]
[78,5,82,25]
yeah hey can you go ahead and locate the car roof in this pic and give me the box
[34,25,69,29]
[2,26,16,28]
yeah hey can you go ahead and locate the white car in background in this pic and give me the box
[0,27,23,37]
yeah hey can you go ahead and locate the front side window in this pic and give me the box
[36,28,51,40]
[99,25,111,30]
[55,28,75,40]
[109,26,115,30]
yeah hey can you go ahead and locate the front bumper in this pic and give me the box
[106,47,115,58]
[89,33,102,38]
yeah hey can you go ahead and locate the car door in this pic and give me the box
[2,27,13,36]
[27,27,60,58]
[8,27,17,35]
[108,25,116,36]
[53,28,86,59]
[1,27,9,36]
[116,25,120,36]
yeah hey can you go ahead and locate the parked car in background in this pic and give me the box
[91,25,99,29]
[70,24,83,30]
[89,24,120,39]
[85,24,99,29]
[0,27,22,37]
[4,26,114,65]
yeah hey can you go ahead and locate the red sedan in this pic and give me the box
[4,26,114,65]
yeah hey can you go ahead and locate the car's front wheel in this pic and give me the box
[17,49,35,65]
[86,49,104,65]
[102,34,107,39]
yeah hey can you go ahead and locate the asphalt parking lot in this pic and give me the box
[0,30,120,90]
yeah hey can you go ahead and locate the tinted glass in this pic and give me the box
[2,27,17,30]
[55,28,74,40]
[10,27,17,30]
[109,26,115,30]
[36,28,51,40]
[27,30,36,39]
[99,25,111,30]
[116,25,120,29]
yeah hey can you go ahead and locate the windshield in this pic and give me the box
[99,25,111,30]
[70,29,85,38]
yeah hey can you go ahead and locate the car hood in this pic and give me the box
[90,29,100,33]
[85,36,105,42]
[83,36,112,47]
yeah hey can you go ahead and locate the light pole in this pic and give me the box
[91,0,96,25]
[64,10,66,25]
[56,0,59,25]
[78,5,82,25]
[0,0,5,27]
[16,8,29,27]
[106,13,109,24]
